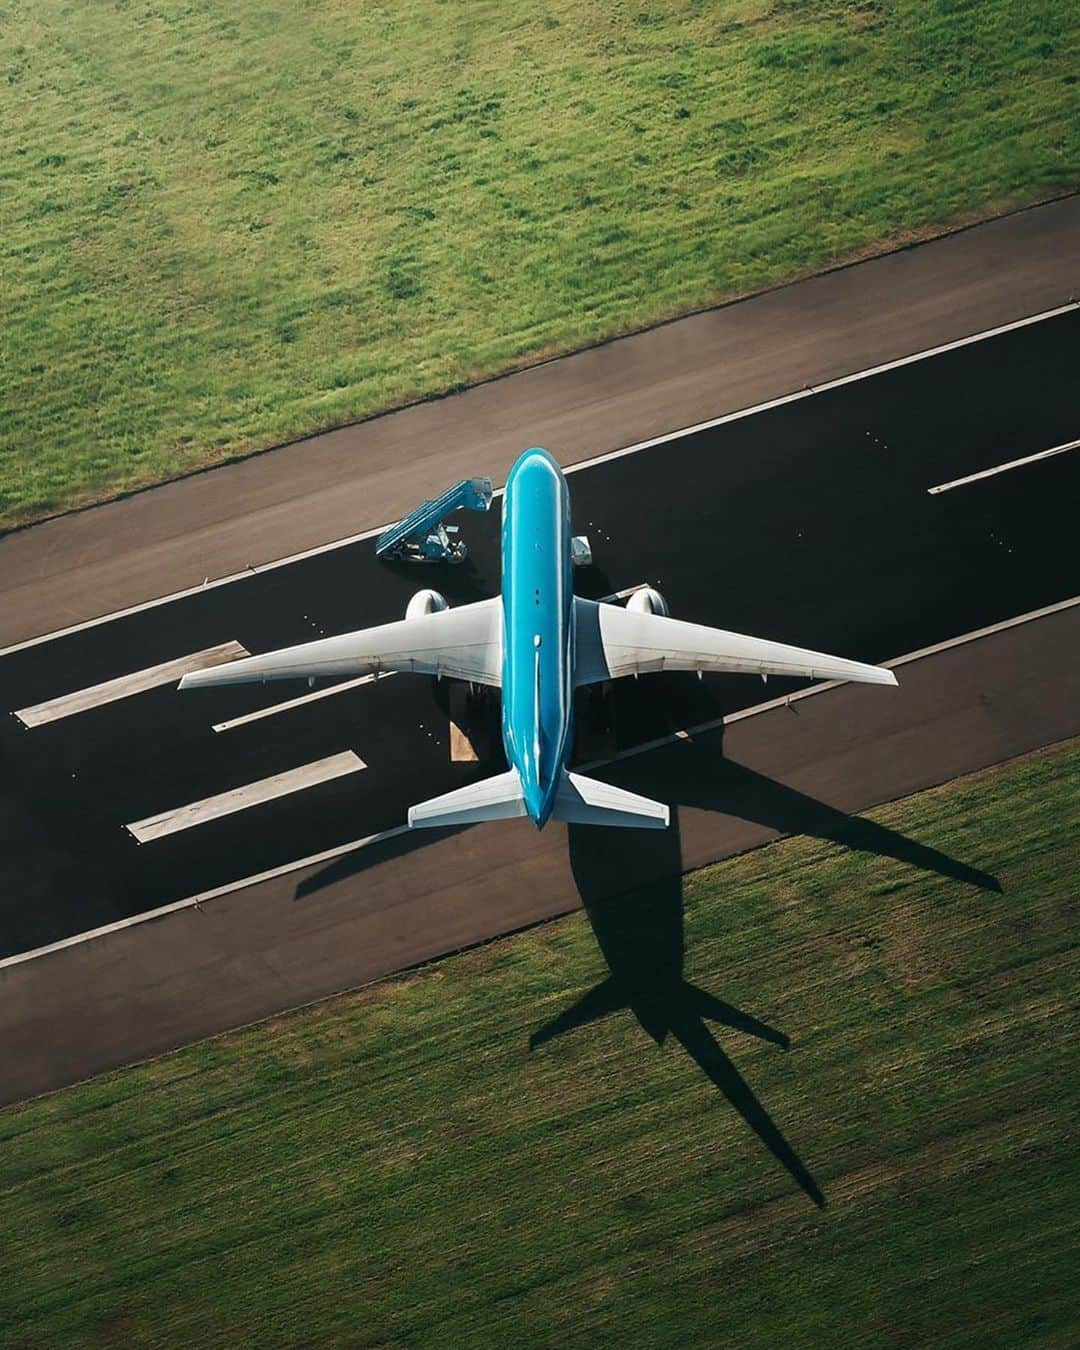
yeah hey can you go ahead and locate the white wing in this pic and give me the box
[180,598,502,690]
[574,598,896,687]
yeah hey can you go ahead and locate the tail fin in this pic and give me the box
[553,771,669,829]
[409,769,525,829]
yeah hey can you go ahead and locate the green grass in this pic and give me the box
[0,0,1076,529]
[1,742,1077,1348]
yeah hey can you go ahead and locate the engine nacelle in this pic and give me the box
[627,587,668,617]
[406,588,449,620]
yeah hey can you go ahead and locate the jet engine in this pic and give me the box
[406,588,449,620]
[626,587,668,617]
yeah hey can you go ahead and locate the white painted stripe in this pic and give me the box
[3,302,1075,660]
[126,751,366,843]
[14,642,248,728]
[213,672,398,734]
[0,527,389,660]
[563,303,1080,478]
[0,824,409,970]
[3,593,1075,970]
[584,593,1080,768]
[927,438,1080,495]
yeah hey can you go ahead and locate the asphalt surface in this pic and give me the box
[1,605,1075,1107]
[0,195,1077,649]
[0,204,1077,1104]
[0,305,1076,964]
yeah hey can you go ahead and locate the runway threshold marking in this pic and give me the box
[125,751,366,843]
[213,672,398,733]
[3,302,1075,661]
[4,593,1075,972]
[13,642,249,728]
[927,437,1080,495]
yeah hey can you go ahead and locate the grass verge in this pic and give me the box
[1,0,1077,528]
[1,740,1077,1347]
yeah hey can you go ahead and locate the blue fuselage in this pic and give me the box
[501,447,574,827]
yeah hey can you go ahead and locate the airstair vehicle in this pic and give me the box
[375,477,494,563]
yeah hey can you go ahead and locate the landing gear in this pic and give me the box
[446,681,499,763]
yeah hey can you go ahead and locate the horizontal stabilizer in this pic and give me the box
[409,769,526,829]
[553,771,669,829]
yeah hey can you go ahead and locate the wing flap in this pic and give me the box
[574,598,896,688]
[180,598,502,690]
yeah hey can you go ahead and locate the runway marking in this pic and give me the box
[0,823,410,971]
[927,437,1080,495]
[2,301,1075,660]
[213,672,398,734]
[13,642,248,728]
[126,751,366,843]
[563,302,1080,478]
[583,593,1080,768]
[3,593,1075,970]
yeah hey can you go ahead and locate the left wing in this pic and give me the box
[180,598,502,690]
[574,598,896,687]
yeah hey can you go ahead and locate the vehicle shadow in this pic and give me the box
[532,812,826,1207]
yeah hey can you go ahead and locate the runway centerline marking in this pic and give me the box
[927,437,1080,495]
[126,751,366,843]
[213,672,398,733]
[14,641,248,728]
[2,301,1075,660]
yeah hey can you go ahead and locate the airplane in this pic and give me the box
[180,446,897,830]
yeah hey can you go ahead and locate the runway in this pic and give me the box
[0,210,1077,1102]
[1,300,1077,961]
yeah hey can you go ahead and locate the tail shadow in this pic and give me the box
[532,814,826,1208]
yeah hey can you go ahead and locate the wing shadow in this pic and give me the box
[601,729,1000,893]
[294,822,468,900]
[532,814,826,1208]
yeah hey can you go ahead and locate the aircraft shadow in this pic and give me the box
[293,821,468,900]
[531,813,826,1207]
[603,729,1000,893]
[294,718,998,905]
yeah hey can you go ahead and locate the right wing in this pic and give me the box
[574,598,896,687]
[180,598,502,690]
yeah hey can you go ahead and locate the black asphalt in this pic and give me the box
[1,309,1077,959]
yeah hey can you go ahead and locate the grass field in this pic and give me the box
[1,741,1076,1347]
[0,0,1076,529]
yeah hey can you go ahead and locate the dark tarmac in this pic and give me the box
[1,306,1076,960]
[0,206,1077,1105]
